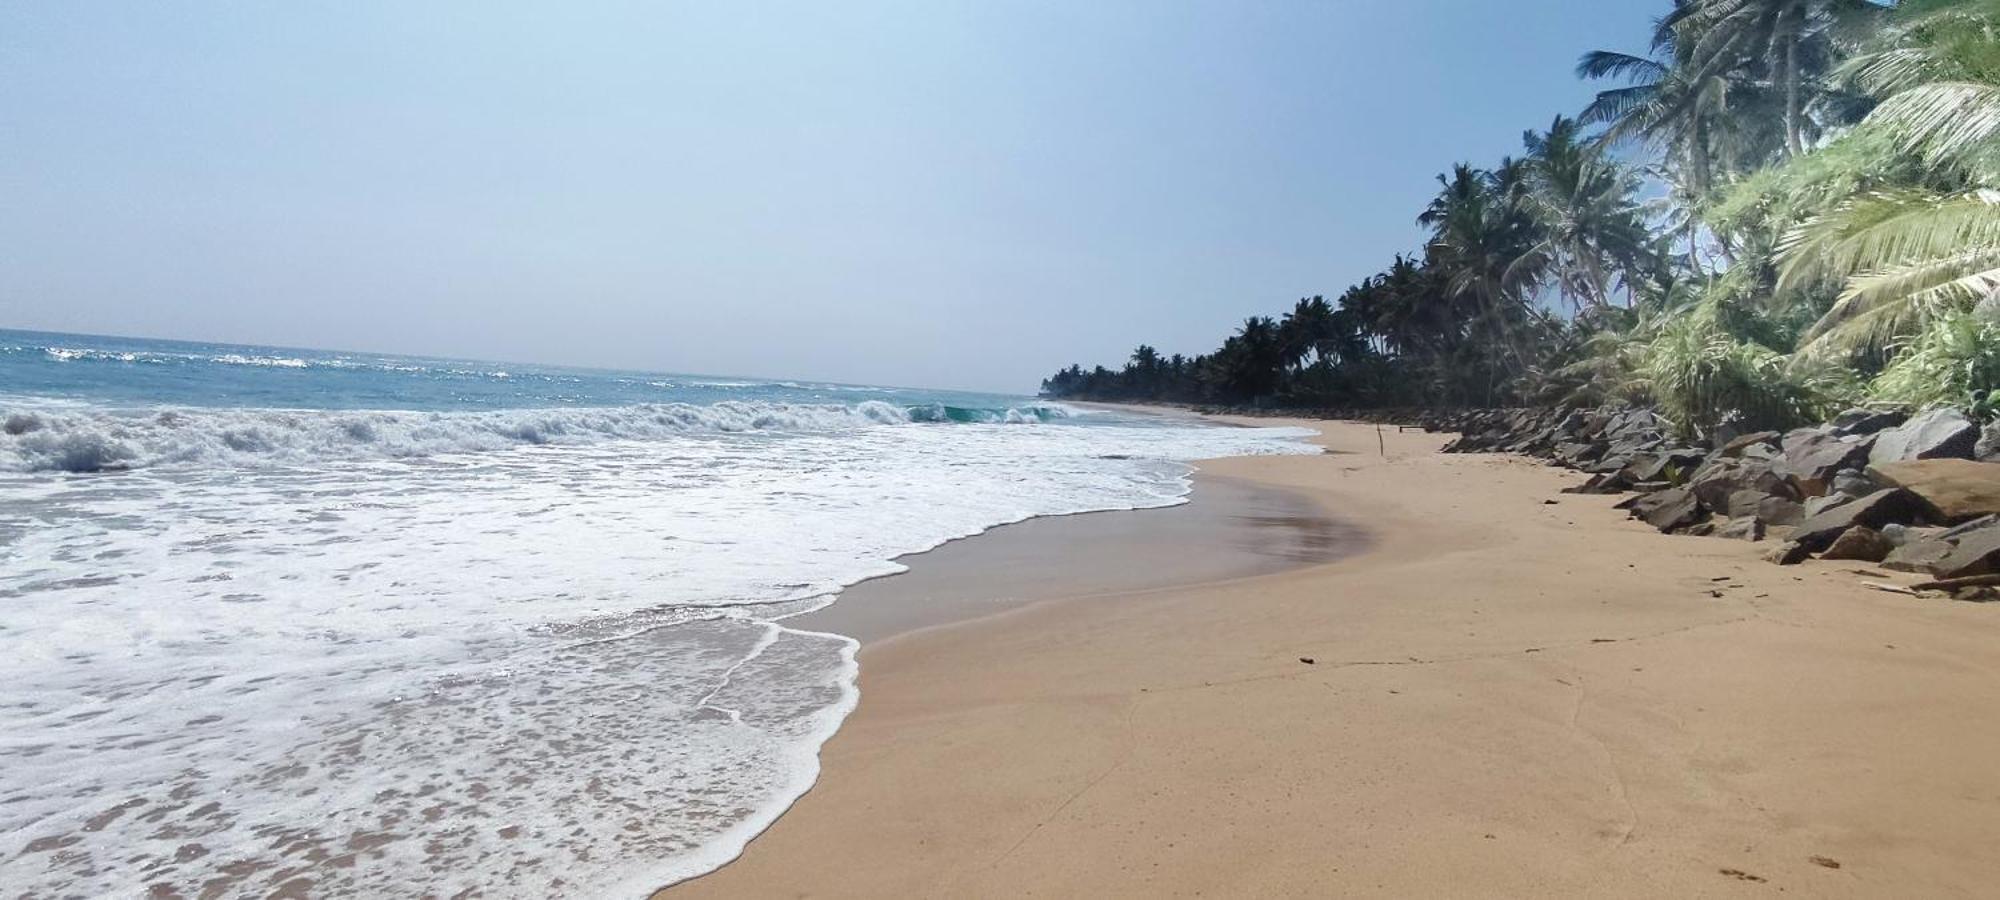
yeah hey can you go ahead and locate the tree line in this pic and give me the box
[1042,0,2000,436]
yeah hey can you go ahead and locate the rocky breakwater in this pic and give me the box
[1435,405,2000,602]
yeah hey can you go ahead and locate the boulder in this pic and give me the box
[1757,495,1806,527]
[1689,456,1795,512]
[1977,420,2000,462]
[1789,488,1945,553]
[1766,541,1815,565]
[1718,430,1781,457]
[1630,448,1710,484]
[1880,523,1945,547]
[1726,488,1769,518]
[1884,538,1956,574]
[1802,494,1850,519]
[1867,458,2000,523]
[1717,517,1767,542]
[1831,407,1907,437]
[1831,468,1878,499]
[1553,441,1604,466]
[1630,487,1706,533]
[1931,524,2000,579]
[1777,428,1874,497]
[1869,407,1979,465]
[1820,526,1894,562]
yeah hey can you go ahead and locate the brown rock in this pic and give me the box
[1867,458,2000,523]
[1821,526,1894,562]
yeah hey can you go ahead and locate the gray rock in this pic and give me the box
[1869,407,1980,465]
[1884,538,1956,574]
[1688,456,1795,512]
[1821,525,1894,562]
[1977,420,2000,462]
[1777,429,1875,497]
[1766,541,1815,565]
[1943,514,2000,539]
[1631,448,1709,483]
[1831,468,1878,498]
[1790,488,1945,553]
[1717,517,1767,542]
[1554,441,1603,465]
[1831,407,1907,436]
[1880,523,1946,547]
[1932,525,2000,579]
[1757,495,1806,527]
[1717,430,1781,457]
[1631,487,1706,533]
[1726,488,1769,518]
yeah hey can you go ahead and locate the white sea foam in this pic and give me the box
[0,399,1079,472]
[0,407,1318,897]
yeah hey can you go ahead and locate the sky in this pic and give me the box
[0,0,1666,394]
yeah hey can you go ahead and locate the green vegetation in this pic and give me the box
[1041,0,2000,437]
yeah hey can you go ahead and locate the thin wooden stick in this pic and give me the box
[1910,573,2000,592]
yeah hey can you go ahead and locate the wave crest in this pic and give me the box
[0,400,1077,472]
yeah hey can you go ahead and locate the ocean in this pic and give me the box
[0,328,1318,896]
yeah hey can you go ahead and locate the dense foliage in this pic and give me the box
[1041,0,2000,438]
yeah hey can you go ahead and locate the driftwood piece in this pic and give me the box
[1909,573,2000,592]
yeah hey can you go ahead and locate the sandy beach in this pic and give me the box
[661,415,2000,898]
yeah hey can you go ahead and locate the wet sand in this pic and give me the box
[667,416,2000,898]
[788,473,1366,643]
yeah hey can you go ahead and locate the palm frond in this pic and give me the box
[1864,81,2000,167]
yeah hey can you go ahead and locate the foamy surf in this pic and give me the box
[0,329,1320,896]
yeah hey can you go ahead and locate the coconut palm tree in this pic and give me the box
[1663,0,1887,158]
[1517,115,1656,309]
[1775,0,2000,359]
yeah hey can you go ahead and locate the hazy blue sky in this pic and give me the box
[1,1,1664,393]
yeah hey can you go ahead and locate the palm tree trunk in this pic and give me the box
[1783,37,1804,157]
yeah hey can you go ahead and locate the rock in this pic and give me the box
[1756,495,1806,527]
[1831,407,1907,436]
[1884,538,1956,574]
[1821,525,1894,562]
[1869,407,1979,465]
[1554,441,1603,466]
[1684,520,1719,537]
[1831,468,1878,499]
[1880,523,1945,547]
[1978,420,2000,462]
[1718,430,1781,457]
[1777,428,1874,497]
[1866,458,2000,523]
[1765,541,1814,565]
[1790,488,1945,553]
[1955,586,2000,602]
[1726,488,1769,518]
[1688,456,1795,512]
[1630,448,1708,483]
[1931,524,2000,578]
[1565,472,1630,495]
[1717,517,1767,542]
[1802,495,1849,519]
[1631,487,1706,533]
[1943,514,2000,539]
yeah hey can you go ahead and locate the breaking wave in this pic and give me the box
[0,400,1081,472]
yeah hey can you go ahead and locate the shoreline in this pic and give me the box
[785,470,1365,644]
[666,415,2000,898]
